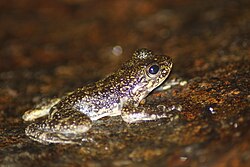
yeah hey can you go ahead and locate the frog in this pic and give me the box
[23,48,173,144]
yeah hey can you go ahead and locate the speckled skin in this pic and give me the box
[23,48,173,144]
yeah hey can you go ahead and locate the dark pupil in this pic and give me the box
[149,65,160,74]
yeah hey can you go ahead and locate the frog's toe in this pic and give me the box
[25,125,81,144]
[25,119,92,144]
[121,104,181,123]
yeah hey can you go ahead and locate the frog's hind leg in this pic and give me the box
[25,108,92,144]
[121,104,181,123]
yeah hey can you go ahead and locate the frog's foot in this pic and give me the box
[25,111,92,144]
[121,104,182,123]
[22,98,61,121]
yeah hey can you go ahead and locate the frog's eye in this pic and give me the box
[149,65,160,74]
[146,64,160,77]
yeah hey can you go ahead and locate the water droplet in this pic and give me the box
[234,123,238,128]
[208,107,216,114]
[180,156,188,161]
[112,45,123,56]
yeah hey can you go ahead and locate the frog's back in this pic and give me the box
[55,76,123,120]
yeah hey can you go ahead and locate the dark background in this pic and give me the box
[0,0,249,166]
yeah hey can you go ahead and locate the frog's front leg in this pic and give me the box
[25,108,92,144]
[121,104,181,123]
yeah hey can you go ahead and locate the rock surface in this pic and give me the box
[0,0,249,166]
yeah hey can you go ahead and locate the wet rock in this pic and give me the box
[0,0,249,167]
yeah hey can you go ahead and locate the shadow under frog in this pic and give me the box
[23,48,173,144]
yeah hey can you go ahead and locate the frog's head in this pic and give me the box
[121,48,173,104]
